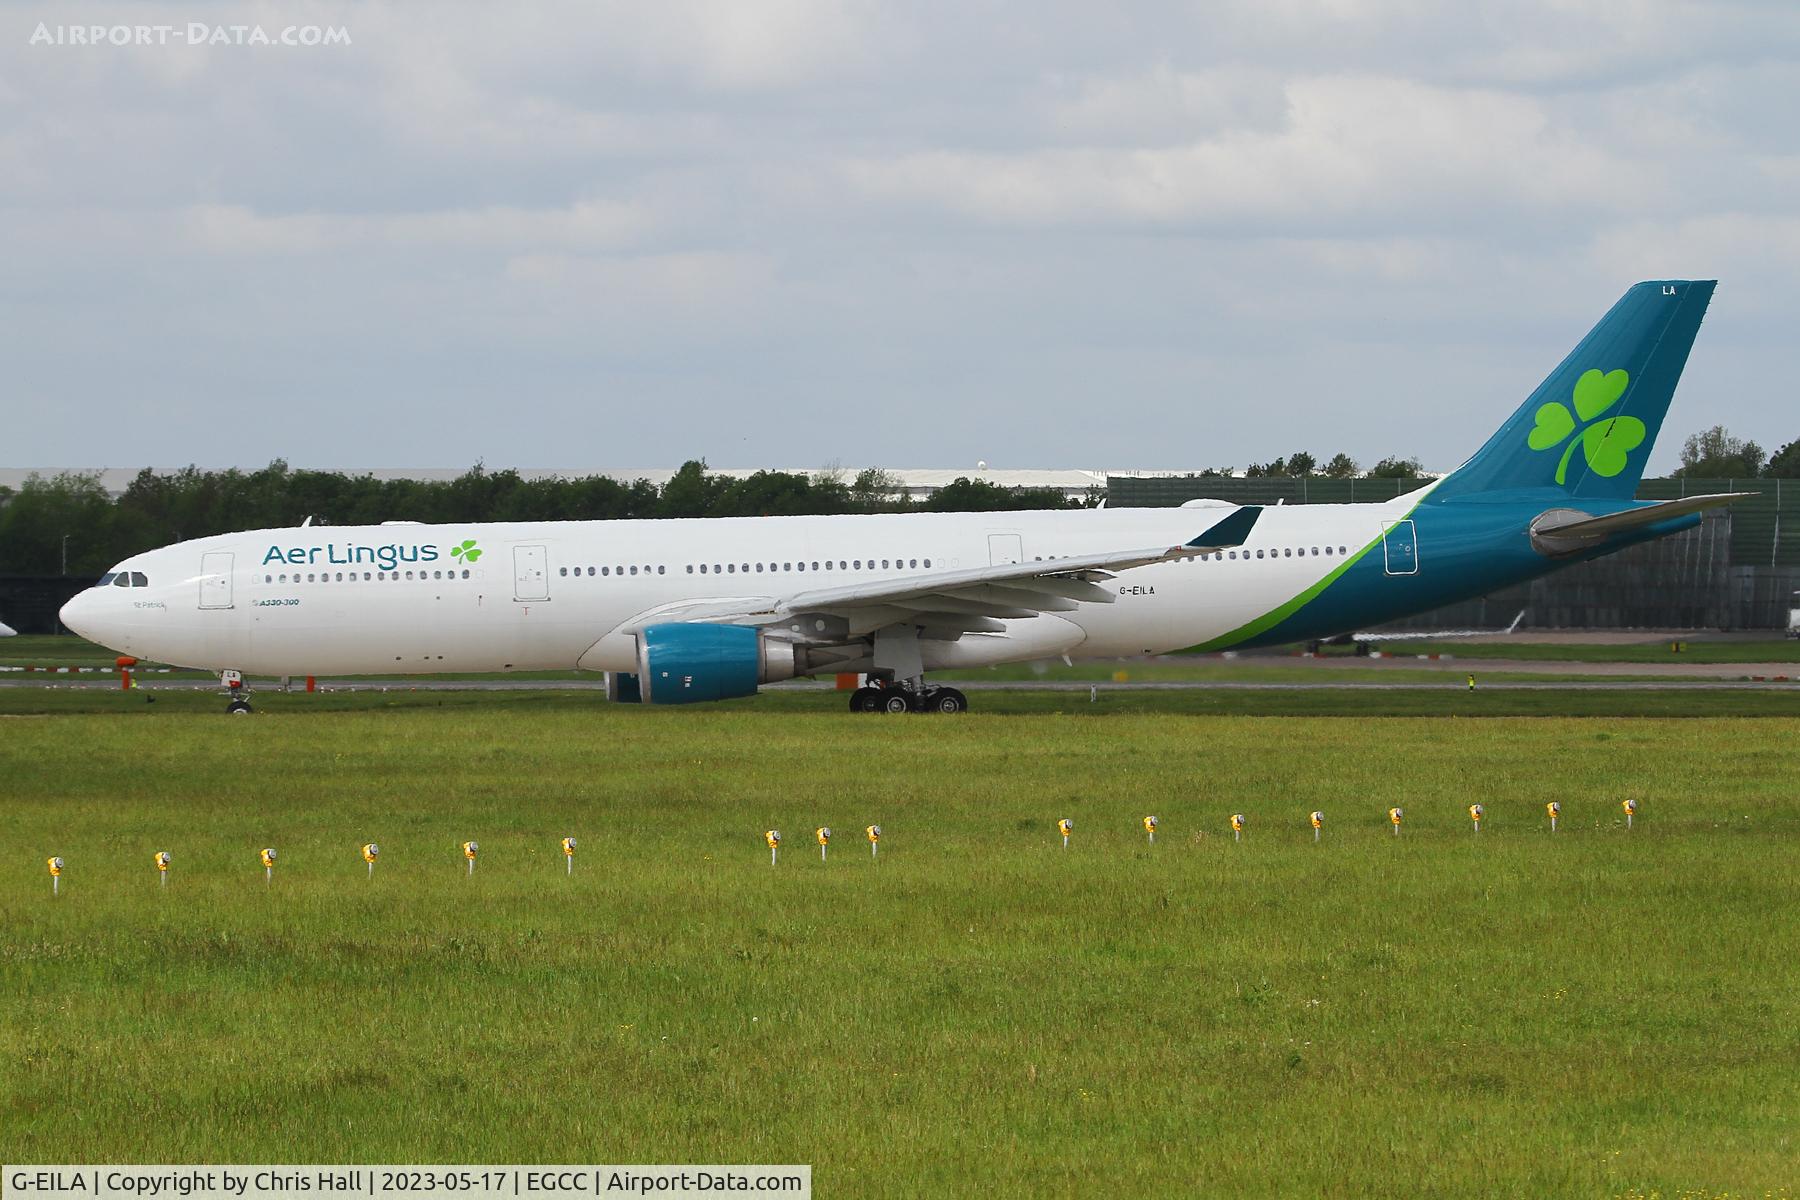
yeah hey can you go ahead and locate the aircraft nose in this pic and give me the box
[59,589,101,641]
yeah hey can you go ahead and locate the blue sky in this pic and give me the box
[5,1,1798,474]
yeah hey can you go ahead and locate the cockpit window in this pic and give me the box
[97,572,117,587]
[113,573,130,587]
[130,572,149,587]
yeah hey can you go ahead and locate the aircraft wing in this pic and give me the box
[612,505,1261,637]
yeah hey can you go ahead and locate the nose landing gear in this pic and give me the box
[220,669,253,715]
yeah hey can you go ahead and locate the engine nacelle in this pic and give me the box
[635,623,801,704]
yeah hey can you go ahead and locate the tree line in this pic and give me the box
[0,462,1092,576]
[3,429,1786,576]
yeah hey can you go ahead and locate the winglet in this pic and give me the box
[1187,505,1261,550]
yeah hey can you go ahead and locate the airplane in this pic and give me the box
[0,618,15,637]
[62,280,1741,715]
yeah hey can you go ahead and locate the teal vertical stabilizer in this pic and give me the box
[1429,280,1715,502]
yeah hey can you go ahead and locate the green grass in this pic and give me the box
[3,701,1799,1197]
[1403,639,1800,664]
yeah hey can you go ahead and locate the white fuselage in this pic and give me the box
[60,498,1422,677]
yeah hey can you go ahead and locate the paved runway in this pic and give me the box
[4,677,1799,693]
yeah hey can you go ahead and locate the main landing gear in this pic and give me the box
[848,679,968,715]
[221,669,253,716]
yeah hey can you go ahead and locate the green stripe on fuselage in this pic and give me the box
[1188,489,1434,652]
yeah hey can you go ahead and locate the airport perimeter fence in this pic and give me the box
[0,575,91,636]
[1105,475,1800,631]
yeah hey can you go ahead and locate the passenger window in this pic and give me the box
[687,565,694,574]
[657,566,665,575]
[924,559,931,567]
[755,563,763,573]
[728,564,736,573]
[631,566,639,576]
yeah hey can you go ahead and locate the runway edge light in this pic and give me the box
[765,829,781,866]
[1058,818,1074,849]
[1389,807,1403,837]
[562,836,577,874]
[1230,813,1245,843]
[1143,815,1158,845]
[261,847,276,884]
[816,826,831,862]
[362,842,379,877]
[1311,811,1325,842]
[1547,802,1561,834]
[48,856,62,897]
[1470,803,1484,832]
[463,840,478,875]
[866,824,880,859]
[1623,798,1638,830]
[155,850,171,887]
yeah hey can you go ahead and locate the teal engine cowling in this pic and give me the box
[627,623,802,704]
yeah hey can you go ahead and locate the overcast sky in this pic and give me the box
[4,1,1798,475]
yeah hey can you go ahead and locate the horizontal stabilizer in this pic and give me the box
[1532,492,1752,542]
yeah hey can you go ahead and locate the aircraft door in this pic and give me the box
[199,551,234,609]
[988,534,1023,566]
[513,545,550,601]
[1381,520,1419,576]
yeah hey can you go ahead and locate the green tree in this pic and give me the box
[1286,451,1318,476]
[1321,453,1358,479]
[0,472,117,575]
[849,468,905,513]
[924,478,1081,512]
[658,460,727,518]
[1365,456,1424,479]
[1764,439,1800,478]
[1675,425,1764,478]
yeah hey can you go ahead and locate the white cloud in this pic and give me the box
[181,199,656,256]
[847,75,1657,231]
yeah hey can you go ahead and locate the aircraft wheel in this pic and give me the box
[881,692,911,714]
[226,698,253,716]
[931,688,968,714]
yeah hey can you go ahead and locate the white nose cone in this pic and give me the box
[58,591,99,642]
[0,618,15,637]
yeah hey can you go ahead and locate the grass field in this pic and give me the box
[4,697,1799,1197]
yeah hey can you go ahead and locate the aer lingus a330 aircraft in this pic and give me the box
[64,280,1739,714]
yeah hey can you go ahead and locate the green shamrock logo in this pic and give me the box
[1527,368,1643,486]
[449,539,483,564]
